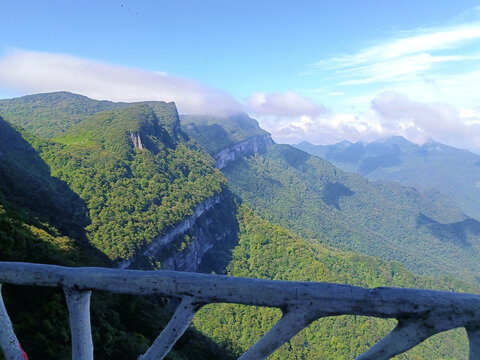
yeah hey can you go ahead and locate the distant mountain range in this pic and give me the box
[183,116,480,283]
[295,137,480,219]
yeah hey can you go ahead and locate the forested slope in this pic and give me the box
[221,144,480,282]
[295,137,480,219]
[0,91,127,138]
[30,103,227,262]
[194,206,478,359]
[0,117,232,359]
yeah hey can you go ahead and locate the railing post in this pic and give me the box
[0,284,25,360]
[467,324,480,360]
[64,287,93,360]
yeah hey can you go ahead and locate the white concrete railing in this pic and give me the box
[0,262,479,360]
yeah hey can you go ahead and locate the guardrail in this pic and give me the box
[0,262,479,359]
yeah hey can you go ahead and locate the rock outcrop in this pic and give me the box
[214,134,274,169]
[129,132,144,150]
[118,192,238,272]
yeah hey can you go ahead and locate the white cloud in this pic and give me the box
[254,90,480,153]
[460,107,480,125]
[315,23,480,69]
[338,53,480,86]
[0,49,242,114]
[369,91,470,145]
[1,50,480,153]
[312,23,480,88]
[246,91,327,117]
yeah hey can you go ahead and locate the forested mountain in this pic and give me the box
[1,92,480,359]
[181,113,271,155]
[295,137,480,219]
[195,206,478,359]
[183,115,480,283]
[28,103,229,264]
[0,116,232,359]
[0,92,127,138]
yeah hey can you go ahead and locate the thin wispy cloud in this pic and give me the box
[0,49,242,114]
[338,53,480,86]
[312,23,480,86]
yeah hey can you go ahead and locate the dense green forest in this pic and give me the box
[31,104,226,261]
[0,92,127,138]
[0,117,232,359]
[295,137,480,220]
[1,92,480,359]
[194,206,478,359]
[218,143,480,282]
[181,113,270,155]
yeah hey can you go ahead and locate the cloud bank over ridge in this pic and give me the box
[1,49,480,153]
[0,49,242,114]
[251,90,480,153]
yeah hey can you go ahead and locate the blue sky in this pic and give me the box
[2,0,480,151]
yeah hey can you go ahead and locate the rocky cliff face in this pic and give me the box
[119,191,238,272]
[129,132,144,150]
[161,228,214,271]
[161,223,233,272]
[214,134,274,169]
[124,133,271,272]
[118,195,221,269]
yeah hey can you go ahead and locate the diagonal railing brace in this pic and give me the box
[138,296,199,360]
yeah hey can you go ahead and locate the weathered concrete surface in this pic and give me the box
[1,262,480,359]
[64,287,93,360]
[0,284,24,360]
[1,262,478,320]
[137,296,198,360]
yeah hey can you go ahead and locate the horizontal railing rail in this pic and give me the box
[0,262,479,359]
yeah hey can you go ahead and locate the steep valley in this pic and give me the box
[183,113,480,283]
[1,92,479,359]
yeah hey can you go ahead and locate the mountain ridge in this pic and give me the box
[179,117,480,282]
[2,91,480,358]
[295,137,480,219]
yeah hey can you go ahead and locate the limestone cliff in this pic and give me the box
[214,134,274,169]
[119,191,238,273]
[129,132,144,150]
